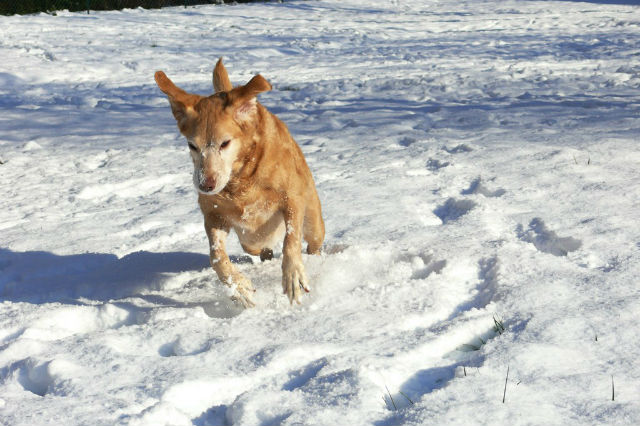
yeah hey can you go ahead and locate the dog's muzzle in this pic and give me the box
[199,176,216,193]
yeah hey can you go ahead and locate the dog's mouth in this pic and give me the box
[197,187,214,195]
[194,166,231,196]
[195,175,228,196]
[196,184,221,195]
[199,183,216,193]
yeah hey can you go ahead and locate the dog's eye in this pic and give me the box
[188,142,198,151]
[220,140,231,150]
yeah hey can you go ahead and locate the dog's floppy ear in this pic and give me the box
[213,58,233,92]
[228,74,272,123]
[154,71,200,133]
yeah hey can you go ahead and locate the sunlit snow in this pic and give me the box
[1,1,639,425]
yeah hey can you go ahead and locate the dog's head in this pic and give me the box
[155,59,271,195]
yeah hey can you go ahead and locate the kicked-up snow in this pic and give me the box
[1,0,640,424]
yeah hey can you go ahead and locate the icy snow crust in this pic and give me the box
[1,0,640,424]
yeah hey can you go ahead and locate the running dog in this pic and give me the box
[154,59,324,307]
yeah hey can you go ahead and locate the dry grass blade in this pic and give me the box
[399,391,414,405]
[502,365,510,403]
[611,376,615,401]
[385,384,397,410]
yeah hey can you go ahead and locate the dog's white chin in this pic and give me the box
[195,184,225,196]
[196,187,221,196]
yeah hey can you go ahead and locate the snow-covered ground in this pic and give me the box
[1,0,640,424]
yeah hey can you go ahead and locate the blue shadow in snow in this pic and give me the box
[0,248,210,304]
[373,365,462,426]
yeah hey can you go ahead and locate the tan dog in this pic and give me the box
[154,59,324,307]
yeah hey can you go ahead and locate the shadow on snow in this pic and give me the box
[0,247,212,304]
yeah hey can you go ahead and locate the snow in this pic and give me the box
[1,0,640,424]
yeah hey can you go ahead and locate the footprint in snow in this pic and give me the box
[426,158,450,171]
[158,336,214,358]
[433,198,477,224]
[461,177,505,198]
[393,251,447,280]
[517,218,582,257]
[10,358,79,397]
[449,256,499,318]
[442,144,473,154]
[282,357,329,391]
[410,257,447,280]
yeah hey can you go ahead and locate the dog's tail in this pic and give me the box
[213,57,233,92]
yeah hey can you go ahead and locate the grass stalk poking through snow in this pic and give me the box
[385,384,397,410]
[383,387,413,410]
[611,376,615,401]
[493,315,505,335]
[502,365,510,403]
[399,391,414,405]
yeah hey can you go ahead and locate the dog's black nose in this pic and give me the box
[201,177,216,192]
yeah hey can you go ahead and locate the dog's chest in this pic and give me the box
[234,199,279,232]
[201,186,282,234]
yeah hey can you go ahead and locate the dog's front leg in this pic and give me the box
[282,204,310,304]
[205,216,256,308]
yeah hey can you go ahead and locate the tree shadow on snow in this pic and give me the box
[0,248,239,315]
[0,74,184,149]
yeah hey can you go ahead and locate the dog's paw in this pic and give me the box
[230,274,256,308]
[282,259,310,305]
[231,287,256,308]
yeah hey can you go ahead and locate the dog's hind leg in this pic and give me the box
[260,248,273,262]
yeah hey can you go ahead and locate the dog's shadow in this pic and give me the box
[0,248,248,318]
